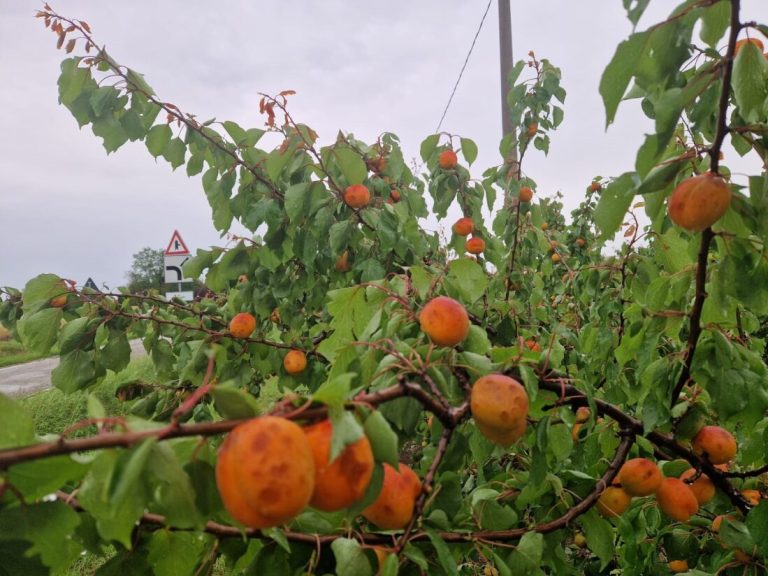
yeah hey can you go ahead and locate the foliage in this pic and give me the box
[125,247,165,293]
[1,1,768,575]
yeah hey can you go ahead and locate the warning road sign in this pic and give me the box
[165,230,190,256]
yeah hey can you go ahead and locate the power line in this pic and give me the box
[434,0,494,134]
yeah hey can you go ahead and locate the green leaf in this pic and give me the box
[266,145,296,182]
[594,172,636,241]
[582,508,614,569]
[18,308,62,355]
[699,1,730,48]
[420,134,440,163]
[335,147,368,185]
[145,442,203,529]
[8,456,87,500]
[313,372,356,406]
[222,120,246,145]
[22,273,67,315]
[126,68,155,95]
[89,86,120,117]
[329,408,365,461]
[51,349,98,393]
[599,31,650,127]
[162,137,186,169]
[58,58,90,106]
[284,182,310,222]
[146,124,172,157]
[426,530,458,576]
[58,316,93,354]
[0,394,35,450]
[460,137,478,165]
[732,43,768,124]
[364,410,399,467]
[92,116,129,153]
[148,531,210,576]
[746,500,768,557]
[508,531,544,576]
[212,382,260,419]
[331,537,373,576]
[445,257,489,304]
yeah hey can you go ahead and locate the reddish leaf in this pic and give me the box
[79,20,91,33]
[56,32,65,49]
[279,90,296,97]
[65,25,76,33]
[65,38,76,53]
[259,97,266,114]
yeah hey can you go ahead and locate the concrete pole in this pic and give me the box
[498,0,519,191]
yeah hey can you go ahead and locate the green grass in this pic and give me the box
[0,339,55,368]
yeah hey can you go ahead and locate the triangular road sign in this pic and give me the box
[165,230,190,256]
[84,277,98,290]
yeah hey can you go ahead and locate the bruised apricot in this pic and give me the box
[470,374,529,446]
[229,312,256,339]
[680,468,716,505]
[597,486,632,517]
[618,458,663,497]
[363,462,421,529]
[419,296,470,347]
[303,420,374,511]
[343,184,371,209]
[526,122,538,137]
[439,149,458,169]
[656,478,699,522]
[667,172,731,231]
[215,416,315,528]
[465,237,486,254]
[283,349,308,375]
[453,217,474,236]
[692,425,737,465]
[668,559,689,573]
[519,186,534,203]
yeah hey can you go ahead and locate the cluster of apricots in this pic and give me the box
[597,426,742,525]
[216,416,421,530]
[451,216,486,255]
[228,313,308,375]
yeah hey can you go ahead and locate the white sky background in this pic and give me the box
[1,1,766,290]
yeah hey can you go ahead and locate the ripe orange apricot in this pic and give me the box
[575,406,591,423]
[575,238,586,247]
[526,122,538,137]
[303,419,374,511]
[283,349,307,375]
[656,478,699,522]
[419,296,470,347]
[50,294,68,308]
[667,172,731,231]
[668,559,689,573]
[680,468,716,505]
[453,217,474,236]
[343,184,371,209]
[229,312,256,339]
[470,374,529,446]
[597,486,632,518]
[335,249,351,272]
[692,425,737,464]
[618,458,663,496]
[389,188,401,202]
[215,416,315,528]
[571,422,583,442]
[519,186,534,203]
[541,222,549,230]
[589,181,601,192]
[362,462,421,529]
[735,37,765,54]
[465,237,486,254]
[741,489,761,506]
[551,253,561,263]
[438,149,458,169]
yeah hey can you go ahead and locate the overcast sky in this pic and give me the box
[1,1,766,290]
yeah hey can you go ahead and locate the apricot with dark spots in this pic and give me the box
[470,374,529,447]
[617,458,662,497]
[363,462,421,530]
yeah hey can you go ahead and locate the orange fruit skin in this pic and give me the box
[597,486,632,517]
[303,420,374,512]
[668,559,689,573]
[525,339,541,353]
[541,222,549,231]
[419,296,470,347]
[465,237,486,254]
[519,187,534,203]
[215,416,315,529]
[50,294,68,308]
[453,217,474,236]
[692,425,737,465]
[526,122,538,137]
[712,513,737,533]
[283,350,308,375]
[575,407,591,423]
[389,189,401,202]
[741,489,761,506]
[438,150,458,169]
[229,312,256,339]
[589,182,601,192]
[680,468,716,505]
[618,458,663,496]
[363,463,421,530]
[667,172,731,231]
[735,37,765,54]
[575,238,586,247]
[656,477,699,522]
[551,253,561,263]
[343,184,371,209]
[470,374,529,447]
[335,250,351,272]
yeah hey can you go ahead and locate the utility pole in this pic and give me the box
[498,0,519,191]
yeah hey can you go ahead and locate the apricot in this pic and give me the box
[541,222,549,230]
[465,237,486,254]
[656,477,699,522]
[389,188,401,202]
[215,416,315,528]
[668,559,688,573]
[303,419,374,511]
[597,486,632,518]
[575,238,586,247]
[343,184,371,209]
[551,253,561,263]
[470,374,529,446]
[283,349,307,375]
[229,312,256,339]
[741,489,761,506]
[419,296,470,347]
[362,462,421,529]
[735,37,764,54]
[453,217,474,236]
[589,182,601,192]
[571,422,583,442]
[335,249,351,272]
[575,406,591,423]
[519,186,534,203]
[667,172,731,231]
[573,532,587,548]
[618,458,663,496]
[525,339,541,353]
[692,425,737,464]
[526,122,538,137]
[438,149,458,169]
[50,294,68,308]
[712,513,736,533]
[680,468,715,505]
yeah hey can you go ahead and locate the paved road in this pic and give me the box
[0,340,145,399]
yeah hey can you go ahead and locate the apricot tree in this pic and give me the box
[1,1,768,575]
